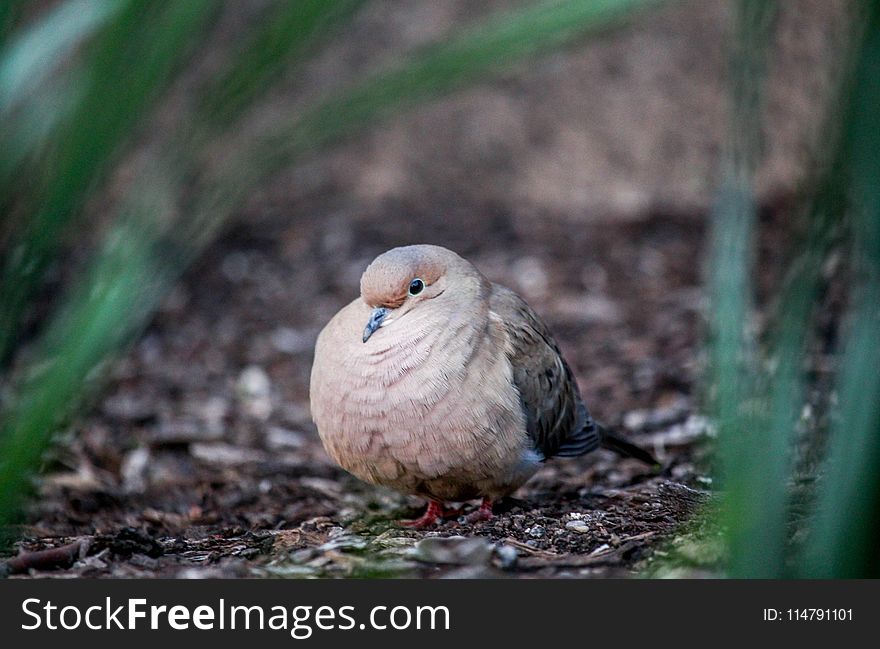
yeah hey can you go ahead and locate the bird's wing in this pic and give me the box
[489,284,600,459]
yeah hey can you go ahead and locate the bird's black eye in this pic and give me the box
[408,278,425,296]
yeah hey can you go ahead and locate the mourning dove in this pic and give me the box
[310,245,656,527]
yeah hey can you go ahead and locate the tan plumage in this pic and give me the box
[309,244,653,524]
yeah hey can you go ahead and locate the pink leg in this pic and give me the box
[399,501,444,529]
[463,497,493,523]
[400,498,493,529]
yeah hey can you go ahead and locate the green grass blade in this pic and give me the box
[0,0,25,46]
[799,0,880,578]
[709,0,779,578]
[196,0,366,131]
[0,78,83,192]
[0,0,125,201]
[0,1,218,366]
[0,187,178,521]
[0,0,122,117]
[241,0,665,169]
[801,285,880,577]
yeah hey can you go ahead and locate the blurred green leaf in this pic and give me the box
[246,0,664,166]
[0,0,133,198]
[800,0,880,578]
[0,0,218,366]
[197,0,366,131]
[709,0,880,579]
[709,0,779,578]
[0,0,124,198]
[0,186,176,519]
[0,0,122,117]
[0,0,25,46]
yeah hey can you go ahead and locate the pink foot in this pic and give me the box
[399,501,445,529]
[399,499,493,529]
[462,497,493,523]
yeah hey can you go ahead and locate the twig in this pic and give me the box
[1,538,91,576]
[501,537,559,559]
[517,531,660,569]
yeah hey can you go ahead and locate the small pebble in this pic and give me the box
[413,536,494,566]
[266,426,306,450]
[566,520,590,534]
[494,544,518,570]
[120,447,150,493]
[237,366,272,419]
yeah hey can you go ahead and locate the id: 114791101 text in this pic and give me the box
[763,609,852,622]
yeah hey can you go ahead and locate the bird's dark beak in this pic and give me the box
[363,307,389,343]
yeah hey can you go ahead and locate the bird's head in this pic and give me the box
[358,244,479,343]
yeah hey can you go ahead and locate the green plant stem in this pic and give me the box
[0,0,217,367]
[709,0,779,578]
[799,0,880,578]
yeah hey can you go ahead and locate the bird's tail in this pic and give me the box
[598,424,659,467]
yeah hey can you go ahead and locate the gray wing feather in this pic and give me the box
[490,285,600,459]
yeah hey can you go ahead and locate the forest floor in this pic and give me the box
[4,202,733,579]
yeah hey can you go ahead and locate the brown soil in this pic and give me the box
[6,206,716,578]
